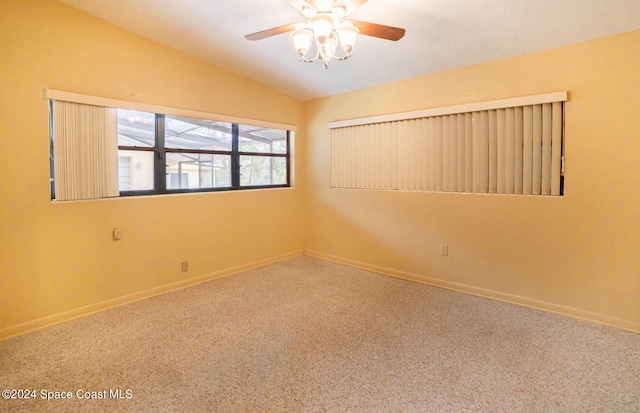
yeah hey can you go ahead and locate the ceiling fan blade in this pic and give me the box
[350,20,405,41]
[245,23,299,41]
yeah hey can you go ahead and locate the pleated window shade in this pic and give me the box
[52,100,119,201]
[330,93,565,196]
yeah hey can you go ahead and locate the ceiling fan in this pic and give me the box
[245,0,406,68]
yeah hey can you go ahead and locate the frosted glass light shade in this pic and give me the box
[311,13,334,40]
[300,4,316,19]
[291,28,313,56]
[337,22,359,54]
[332,4,347,20]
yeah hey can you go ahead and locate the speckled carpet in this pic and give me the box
[1,256,639,412]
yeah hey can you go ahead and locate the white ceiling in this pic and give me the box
[57,0,640,101]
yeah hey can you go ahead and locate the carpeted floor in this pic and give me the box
[1,256,639,412]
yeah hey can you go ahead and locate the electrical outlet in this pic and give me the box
[113,227,123,241]
[440,244,448,256]
[181,261,188,272]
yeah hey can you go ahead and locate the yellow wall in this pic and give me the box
[0,0,305,337]
[2,0,638,338]
[304,30,640,331]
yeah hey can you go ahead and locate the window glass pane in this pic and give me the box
[239,125,287,154]
[118,157,131,190]
[118,150,155,191]
[57,100,290,198]
[165,115,232,151]
[240,156,287,186]
[118,109,155,147]
[166,153,231,189]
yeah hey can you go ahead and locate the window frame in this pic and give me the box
[47,90,294,200]
[117,114,291,196]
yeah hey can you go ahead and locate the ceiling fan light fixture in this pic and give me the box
[291,26,313,56]
[310,13,334,40]
[314,0,335,13]
[300,4,317,19]
[321,35,338,68]
[301,8,359,69]
[337,21,358,54]
[245,1,406,69]
[332,4,347,20]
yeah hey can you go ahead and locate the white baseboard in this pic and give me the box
[304,250,640,334]
[0,250,304,341]
[4,249,636,340]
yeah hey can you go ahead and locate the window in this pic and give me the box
[163,115,232,191]
[117,109,155,192]
[49,94,293,201]
[118,157,132,190]
[238,125,288,187]
[330,92,566,196]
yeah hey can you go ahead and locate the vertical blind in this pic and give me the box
[52,100,119,200]
[330,92,566,196]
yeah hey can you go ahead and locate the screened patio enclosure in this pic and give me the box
[117,109,289,192]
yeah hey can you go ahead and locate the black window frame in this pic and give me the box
[49,103,292,200]
[117,114,291,197]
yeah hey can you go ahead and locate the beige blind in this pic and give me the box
[330,94,565,196]
[52,101,119,200]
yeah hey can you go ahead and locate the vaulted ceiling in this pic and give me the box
[57,0,640,101]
